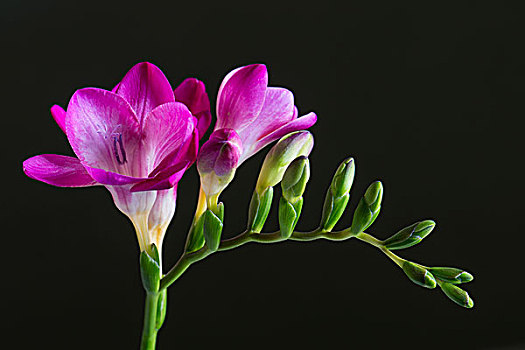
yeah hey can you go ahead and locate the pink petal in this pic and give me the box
[142,102,196,175]
[113,62,175,125]
[132,113,199,192]
[239,87,295,148]
[84,166,147,185]
[66,88,143,177]
[215,64,268,131]
[174,78,211,139]
[23,154,98,187]
[51,105,67,134]
[241,112,317,164]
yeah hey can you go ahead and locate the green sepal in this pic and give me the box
[320,192,349,231]
[185,214,206,253]
[350,181,383,234]
[440,282,474,308]
[217,202,224,222]
[383,220,436,250]
[279,197,303,238]
[429,267,474,284]
[203,209,223,252]
[155,289,168,330]
[402,262,437,289]
[247,187,274,233]
[140,245,161,293]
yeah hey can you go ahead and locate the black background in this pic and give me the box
[2,1,524,349]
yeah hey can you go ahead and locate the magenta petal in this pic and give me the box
[23,154,97,187]
[131,161,190,192]
[174,78,211,139]
[51,105,67,134]
[113,62,175,124]
[142,102,196,174]
[84,166,147,185]
[239,87,295,147]
[216,64,268,131]
[66,88,142,176]
[241,112,317,164]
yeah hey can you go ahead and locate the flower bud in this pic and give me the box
[320,158,355,231]
[440,282,474,308]
[256,131,314,193]
[281,157,310,204]
[331,157,355,198]
[350,181,383,234]
[402,261,437,289]
[429,267,474,284]
[383,220,436,250]
[197,128,242,198]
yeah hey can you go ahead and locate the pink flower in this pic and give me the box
[23,62,211,253]
[197,64,317,197]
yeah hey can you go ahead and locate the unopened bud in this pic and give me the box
[320,157,355,231]
[281,157,310,204]
[429,267,474,284]
[256,131,313,192]
[440,282,474,308]
[350,181,383,234]
[197,128,242,198]
[383,220,436,250]
[402,261,437,289]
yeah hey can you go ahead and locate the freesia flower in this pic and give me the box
[197,64,317,198]
[23,62,211,255]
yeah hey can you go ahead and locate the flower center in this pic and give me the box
[112,133,127,165]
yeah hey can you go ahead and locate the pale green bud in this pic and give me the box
[256,131,314,193]
[281,157,310,204]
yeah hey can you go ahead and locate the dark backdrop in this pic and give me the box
[2,1,524,349]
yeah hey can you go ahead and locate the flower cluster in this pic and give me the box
[23,62,316,255]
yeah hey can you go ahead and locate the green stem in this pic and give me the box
[140,292,160,350]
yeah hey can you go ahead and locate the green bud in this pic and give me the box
[440,282,474,308]
[331,157,355,198]
[140,244,161,293]
[156,289,168,330]
[279,197,303,238]
[350,181,383,234]
[203,208,223,252]
[247,187,274,233]
[281,157,310,204]
[185,214,206,253]
[402,262,437,289]
[319,158,355,231]
[429,267,474,284]
[383,220,436,250]
[256,131,313,192]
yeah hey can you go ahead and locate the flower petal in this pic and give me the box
[215,64,268,131]
[66,88,143,177]
[241,112,317,164]
[113,62,175,124]
[132,118,199,192]
[174,78,211,139]
[239,87,295,148]
[142,102,196,175]
[83,166,146,185]
[23,154,97,187]
[51,105,67,134]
